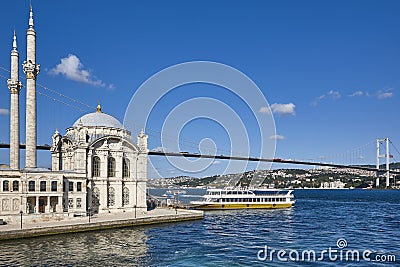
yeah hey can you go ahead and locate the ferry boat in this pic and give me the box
[190,188,295,210]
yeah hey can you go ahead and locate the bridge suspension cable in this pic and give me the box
[311,140,376,166]
[388,139,400,163]
[0,66,96,113]
[124,119,236,156]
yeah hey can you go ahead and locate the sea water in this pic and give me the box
[0,189,399,266]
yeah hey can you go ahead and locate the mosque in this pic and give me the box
[0,7,148,220]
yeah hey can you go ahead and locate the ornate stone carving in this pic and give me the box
[22,60,40,79]
[7,79,22,94]
[51,130,62,152]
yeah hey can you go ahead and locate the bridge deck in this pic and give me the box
[0,143,398,174]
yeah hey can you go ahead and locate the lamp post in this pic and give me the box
[134,205,137,218]
[88,207,91,223]
[19,211,23,229]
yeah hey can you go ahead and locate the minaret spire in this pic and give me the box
[23,4,40,168]
[8,31,23,170]
[29,4,34,28]
[12,30,17,50]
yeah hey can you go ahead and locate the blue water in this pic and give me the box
[0,189,399,266]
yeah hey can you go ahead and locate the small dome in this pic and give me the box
[73,111,124,129]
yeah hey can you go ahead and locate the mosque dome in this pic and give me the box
[72,103,125,129]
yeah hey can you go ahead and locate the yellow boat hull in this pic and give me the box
[193,203,293,210]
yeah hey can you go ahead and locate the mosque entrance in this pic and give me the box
[39,197,47,213]
[27,197,36,213]
[50,196,58,212]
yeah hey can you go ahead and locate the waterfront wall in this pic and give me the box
[0,209,203,241]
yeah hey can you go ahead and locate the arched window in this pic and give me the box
[92,156,100,177]
[51,181,57,191]
[108,187,115,206]
[123,187,129,206]
[40,181,47,192]
[3,180,9,191]
[123,158,130,178]
[28,181,35,191]
[12,181,19,191]
[108,157,116,177]
[92,187,100,208]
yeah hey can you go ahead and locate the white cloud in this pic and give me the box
[259,103,296,116]
[349,90,364,97]
[328,90,341,99]
[348,89,394,99]
[269,134,284,140]
[377,89,393,99]
[312,94,325,106]
[315,88,394,103]
[258,106,271,114]
[312,90,341,106]
[0,109,9,116]
[49,54,113,89]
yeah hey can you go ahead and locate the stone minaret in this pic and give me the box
[23,5,40,168]
[7,31,23,170]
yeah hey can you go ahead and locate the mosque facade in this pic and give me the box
[0,7,148,219]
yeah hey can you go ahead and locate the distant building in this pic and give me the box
[320,179,345,189]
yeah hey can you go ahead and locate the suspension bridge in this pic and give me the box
[1,66,399,187]
[0,141,399,183]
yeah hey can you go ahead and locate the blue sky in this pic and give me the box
[0,1,399,177]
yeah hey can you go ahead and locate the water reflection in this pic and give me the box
[0,189,399,266]
[0,227,149,266]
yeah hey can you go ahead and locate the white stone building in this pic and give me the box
[51,104,148,214]
[0,6,148,219]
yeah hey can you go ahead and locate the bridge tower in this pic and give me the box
[376,138,390,187]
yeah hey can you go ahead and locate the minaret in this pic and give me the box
[23,5,40,168]
[7,31,23,170]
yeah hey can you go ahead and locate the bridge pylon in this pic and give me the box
[376,138,390,187]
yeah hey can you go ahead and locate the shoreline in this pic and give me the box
[0,208,203,241]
